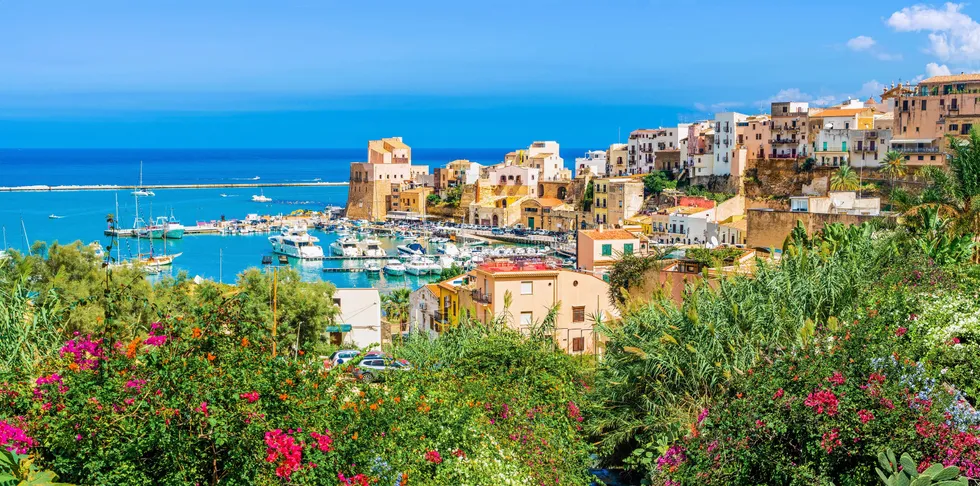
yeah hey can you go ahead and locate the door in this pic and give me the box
[528,217,535,230]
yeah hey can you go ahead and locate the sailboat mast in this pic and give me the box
[21,218,31,256]
[115,193,121,263]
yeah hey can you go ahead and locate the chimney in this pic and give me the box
[598,224,604,233]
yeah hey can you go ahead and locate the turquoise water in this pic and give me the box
[0,186,445,291]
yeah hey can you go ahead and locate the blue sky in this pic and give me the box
[2,0,979,148]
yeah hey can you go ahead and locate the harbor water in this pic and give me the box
[0,148,586,290]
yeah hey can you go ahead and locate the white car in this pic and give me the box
[329,350,360,366]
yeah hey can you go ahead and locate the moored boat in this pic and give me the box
[383,259,406,276]
[405,256,429,276]
[269,226,324,259]
[329,236,360,257]
[397,242,425,256]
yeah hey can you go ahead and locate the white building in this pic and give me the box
[488,165,540,195]
[712,112,748,176]
[813,128,893,168]
[331,288,382,348]
[575,150,608,177]
[409,284,440,338]
[526,141,565,181]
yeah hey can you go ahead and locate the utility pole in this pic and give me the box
[272,266,278,358]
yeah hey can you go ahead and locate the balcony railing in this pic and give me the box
[894,146,941,154]
[770,138,799,144]
[471,290,492,304]
[770,153,800,159]
[434,310,447,322]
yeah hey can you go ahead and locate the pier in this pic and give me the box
[0,182,348,193]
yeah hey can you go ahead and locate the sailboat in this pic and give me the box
[132,193,179,270]
[142,209,186,239]
[132,161,155,197]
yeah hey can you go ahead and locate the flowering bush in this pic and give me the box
[652,308,980,484]
[0,305,595,484]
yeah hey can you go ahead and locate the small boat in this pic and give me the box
[220,193,228,198]
[141,252,182,268]
[405,256,429,276]
[359,238,386,257]
[425,257,444,274]
[383,259,406,276]
[269,226,324,259]
[252,190,272,203]
[364,261,382,275]
[48,214,63,219]
[397,242,426,256]
[133,161,155,196]
[142,212,186,239]
[330,236,360,257]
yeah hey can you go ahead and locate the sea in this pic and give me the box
[0,148,588,291]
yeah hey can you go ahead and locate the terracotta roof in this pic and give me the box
[810,108,867,118]
[722,219,747,231]
[425,284,440,294]
[530,153,553,159]
[922,73,980,84]
[580,229,639,241]
[537,197,563,207]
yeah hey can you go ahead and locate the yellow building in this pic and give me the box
[625,214,653,235]
[398,187,433,217]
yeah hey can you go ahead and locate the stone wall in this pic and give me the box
[746,209,881,250]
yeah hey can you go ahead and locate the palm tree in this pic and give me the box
[829,164,860,191]
[381,288,411,334]
[880,150,907,192]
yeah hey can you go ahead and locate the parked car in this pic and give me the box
[352,358,412,383]
[491,228,505,236]
[329,350,360,366]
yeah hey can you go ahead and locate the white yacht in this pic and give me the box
[425,257,445,274]
[404,256,429,276]
[329,236,360,257]
[383,259,406,276]
[252,190,272,203]
[397,242,426,256]
[269,226,324,259]
[359,238,387,257]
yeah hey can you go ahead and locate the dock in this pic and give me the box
[106,226,223,237]
[0,182,348,193]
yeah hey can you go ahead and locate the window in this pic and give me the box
[601,244,612,256]
[572,306,585,322]
[921,100,928,110]
[520,312,532,325]
[624,243,634,255]
[520,281,533,295]
[951,124,959,131]
[823,142,828,151]
[333,298,341,306]
[572,337,585,352]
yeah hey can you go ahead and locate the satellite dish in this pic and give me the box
[710,236,719,247]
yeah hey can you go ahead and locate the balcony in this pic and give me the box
[471,290,492,305]
[770,138,799,144]
[854,145,878,153]
[433,310,447,322]
[771,153,800,159]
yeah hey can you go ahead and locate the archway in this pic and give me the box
[557,187,567,200]
[492,214,499,227]
[538,184,544,196]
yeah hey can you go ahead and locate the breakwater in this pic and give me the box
[0,182,348,193]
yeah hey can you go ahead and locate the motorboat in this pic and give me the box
[405,256,429,276]
[383,259,406,276]
[364,261,382,275]
[252,190,272,203]
[397,242,426,256]
[142,212,185,239]
[329,236,360,257]
[48,214,63,219]
[269,226,324,259]
[359,238,387,257]
[425,257,445,274]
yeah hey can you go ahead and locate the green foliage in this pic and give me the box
[437,263,464,281]
[684,247,743,267]
[426,193,442,206]
[876,448,966,486]
[381,288,411,327]
[605,249,674,306]
[642,171,677,196]
[685,185,734,203]
[0,450,70,486]
[443,185,463,208]
[581,180,594,212]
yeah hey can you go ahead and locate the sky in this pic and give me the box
[2,0,980,148]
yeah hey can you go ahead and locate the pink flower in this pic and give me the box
[309,430,333,452]
[196,402,209,417]
[821,428,842,453]
[239,391,260,403]
[755,419,765,428]
[772,388,784,400]
[804,389,840,416]
[857,409,874,424]
[144,334,167,346]
[125,379,146,391]
[0,420,36,454]
[425,450,443,464]
[452,449,466,459]
[826,371,846,386]
[338,472,370,486]
[265,429,303,479]
[59,335,104,371]
[895,327,908,337]
[567,401,584,422]
[656,445,686,472]
[696,408,709,424]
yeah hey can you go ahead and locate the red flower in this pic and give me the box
[857,409,874,424]
[772,388,784,400]
[804,389,840,416]
[425,450,443,464]
[895,327,908,337]
[826,372,846,386]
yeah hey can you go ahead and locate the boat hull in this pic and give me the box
[384,267,405,276]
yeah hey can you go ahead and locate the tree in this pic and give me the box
[443,185,463,208]
[829,164,860,191]
[581,180,594,212]
[642,171,676,196]
[881,150,907,192]
[382,288,411,333]
[437,263,464,281]
[426,193,442,206]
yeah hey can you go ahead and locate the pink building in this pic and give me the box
[893,74,980,167]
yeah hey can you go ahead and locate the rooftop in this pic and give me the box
[810,108,868,118]
[921,73,980,84]
[580,229,639,241]
[535,197,564,207]
[477,260,561,274]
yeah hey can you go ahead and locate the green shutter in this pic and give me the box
[624,243,634,255]
[601,244,612,256]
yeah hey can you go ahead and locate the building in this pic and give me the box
[591,178,644,227]
[330,289,382,347]
[488,165,540,194]
[607,143,629,177]
[434,159,482,193]
[628,125,689,174]
[345,137,413,221]
[577,227,641,272]
[409,274,471,337]
[520,197,573,231]
[688,124,716,177]
[465,261,618,354]
[712,112,748,176]
[469,195,528,227]
[733,115,771,175]
[747,207,885,250]
[575,150,608,177]
[770,102,810,159]
[649,196,745,245]
[513,141,566,182]
[789,191,880,216]
[894,74,980,164]
[397,187,433,219]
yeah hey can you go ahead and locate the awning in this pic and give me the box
[325,324,353,333]
[891,138,936,144]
